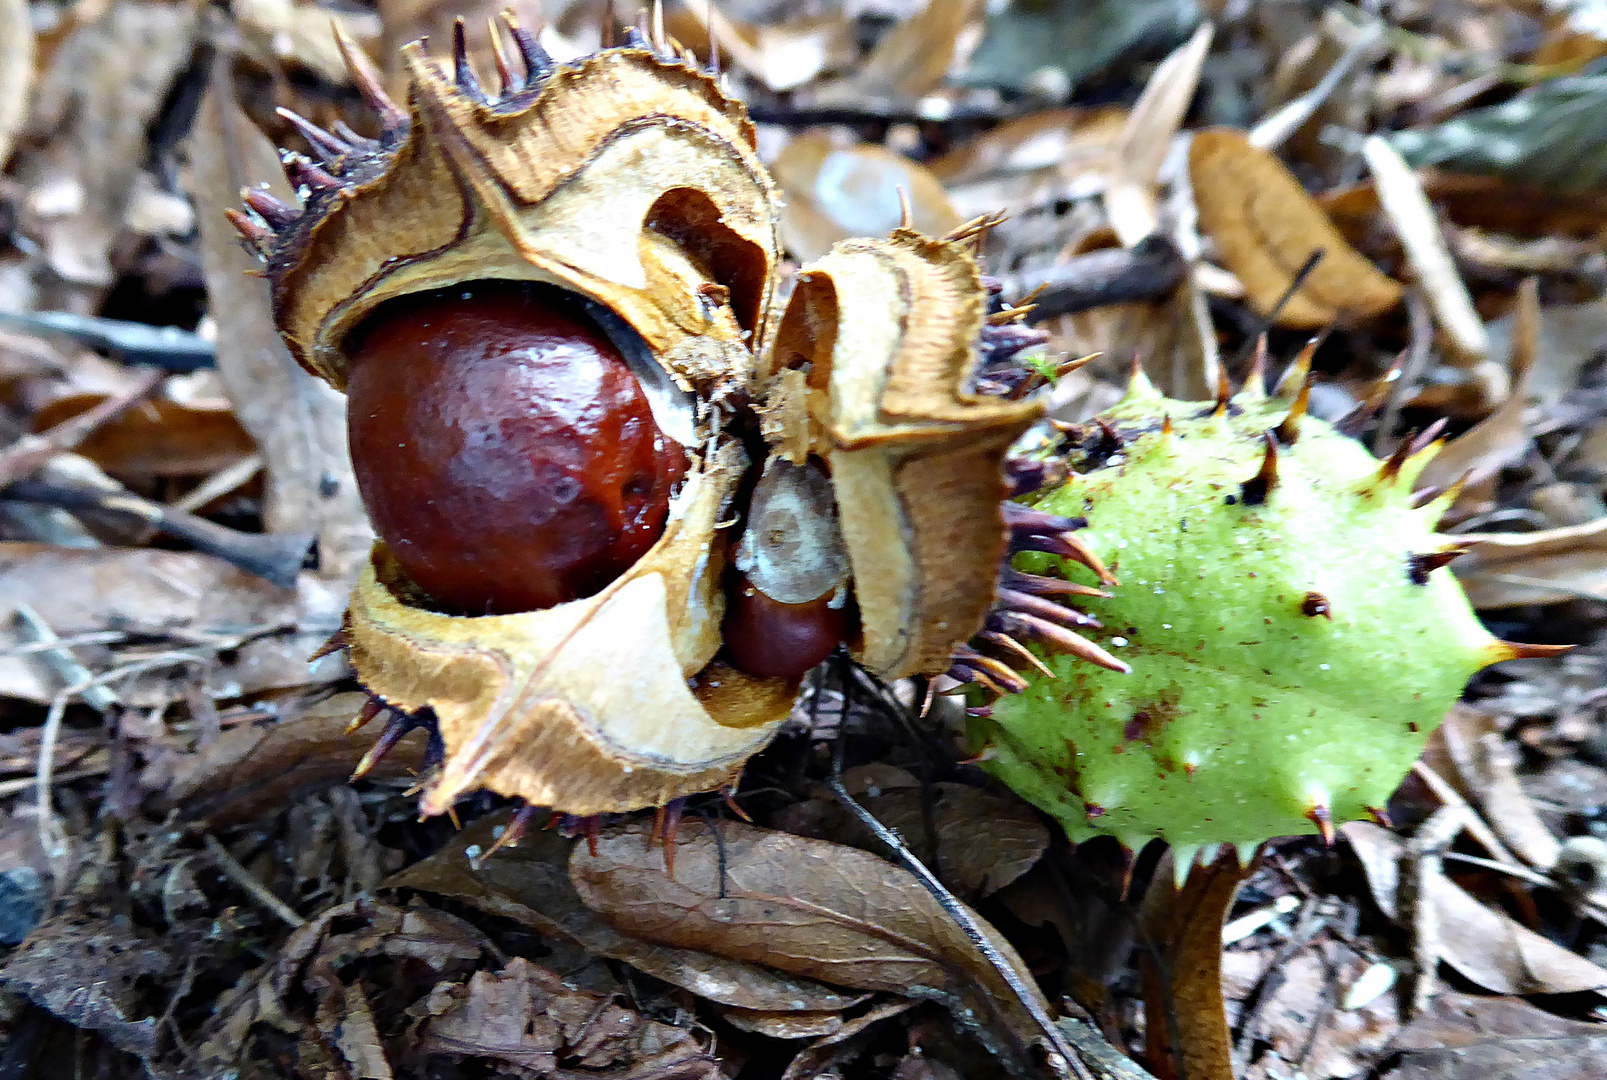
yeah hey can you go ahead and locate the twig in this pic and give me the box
[2,479,314,589]
[203,833,306,927]
[823,657,1093,1080]
[1004,235,1188,324]
[1409,761,1521,868]
[0,367,164,488]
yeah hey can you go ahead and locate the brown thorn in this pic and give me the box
[487,16,516,96]
[979,631,1057,679]
[452,19,486,101]
[1492,640,1575,662]
[1245,333,1268,386]
[1273,370,1313,445]
[332,20,407,132]
[1300,591,1331,619]
[1409,484,1445,510]
[275,107,349,160]
[224,208,272,247]
[954,663,1008,696]
[1364,805,1393,829]
[1213,362,1233,415]
[484,802,538,859]
[502,11,554,84]
[308,626,349,662]
[1274,336,1319,399]
[602,0,617,48]
[1239,433,1278,507]
[1407,417,1449,457]
[241,187,297,230]
[896,186,913,231]
[707,0,720,76]
[284,155,343,192]
[998,587,1099,629]
[951,646,1030,694]
[1305,803,1335,846]
[650,804,666,847]
[344,695,385,735]
[721,785,753,823]
[1407,548,1468,583]
[584,814,601,858]
[447,805,462,830]
[351,711,413,780]
[651,0,666,52]
[1161,414,1173,438]
[1005,572,1109,600]
[997,611,1131,674]
[1376,432,1415,486]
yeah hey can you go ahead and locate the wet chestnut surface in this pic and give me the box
[346,282,687,614]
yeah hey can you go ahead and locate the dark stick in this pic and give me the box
[1005,234,1188,324]
[822,654,1094,1080]
[2,480,313,589]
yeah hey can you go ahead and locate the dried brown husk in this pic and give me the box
[765,230,1042,678]
[257,41,1030,814]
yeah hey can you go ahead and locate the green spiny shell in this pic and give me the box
[971,367,1515,859]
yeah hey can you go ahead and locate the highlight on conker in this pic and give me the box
[343,280,689,615]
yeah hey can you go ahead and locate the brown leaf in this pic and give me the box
[0,544,342,708]
[1345,822,1607,995]
[570,820,1054,1068]
[1387,991,1607,1080]
[1189,127,1402,328]
[0,0,31,170]
[30,394,256,479]
[189,59,371,581]
[386,812,864,1016]
[839,0,985,100]
[416,957,719,1077]
[773,780,1048,898]
[721,1007,846,1039]
[152,692,427,825]
[771,132,962,262]
[1415,277,1538,495]
[1431,705,1561,871]
[1136,850,1250,1080]
[0,901,174,1056]
[1452,516,1607,609]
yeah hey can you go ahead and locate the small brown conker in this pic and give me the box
[722,581,847,678]
[345,281,688,615]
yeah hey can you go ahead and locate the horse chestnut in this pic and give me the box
[345,281,688,615]
[721,459,850,678]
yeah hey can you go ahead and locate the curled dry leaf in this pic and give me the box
[385,811,865,1016]
[1451,516,1607,608]
[771,132,962,263]
[191,59,372,581]
[1188,127,1402,329]
[569,820,1054,1068]
[1362,135,1488,364]
[1430,705,1561,871]
[1345,822,1607,995]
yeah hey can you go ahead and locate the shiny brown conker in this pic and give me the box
[345,281,688,615]
[722,577,848,679]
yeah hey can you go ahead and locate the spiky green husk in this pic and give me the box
[971,370,1509,853]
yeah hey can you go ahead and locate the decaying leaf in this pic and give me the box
[834,0,984,101]
[1345,822,1607,995]
[1388,991,1607,1080]
[1362,135,1488,364]
[30,393,256,480]
[1452,516,1607,608]
[386,812,866,1016]
[1136,849,1249,1080]
[1189,127,1402,328]
[1429,705,1561,871]
[190,60,371,581]
[773,774,1049,898]
[415,957,721,1077]
[570,820,1055,1069]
